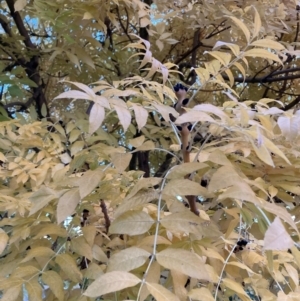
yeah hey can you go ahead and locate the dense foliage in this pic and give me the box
[1,0,300,300]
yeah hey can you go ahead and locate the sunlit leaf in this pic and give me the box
[264,217,294,250]
[110,210,155,235]
[42,271,64,301]
[57,188,81,224]
[107,247,150,272]
[146,282,180,301]
[83,271,141,297]
[55,254,82,282]
[156,248,211,280]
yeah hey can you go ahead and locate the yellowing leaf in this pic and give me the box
[208,51,232,66]
[42,271,64,301]
[208,149,232,166]
[188,287,214,301]
[251,39,285,50]
[229,16,251,43]
[264,217,294,251]
[21,247,55,263]
[111,152,132,173]
[222,278,250,299]
[107,247,150,272]
[83,271,140,297]
[167,162,208,179]
[55,90,93,101]
[139,262,161,301]
[208,165,242,192]
[25,279,43,301]
[1,285,22,301]
[110,210,154,235]
[134,140,155,151]
[115,190,158,218]
[284,262,298,286]
[0,229,8,255]
[213,41,240,56]
[126,177,161,199]
[71,141,84,156]
[252,7,262,38]
[82,226,96,246]
[263,202,299,235]
[244,49,282,64]
[55,254,82,282]
[14,0,27,11]
[89,103,105,135]
[71,236,93,260]
[175,111,214,124]
[114,105,131,132]
[92,244,108,262]
[161,211,204,235]
[132,104,148,131]
[156,248,211,280]
[29,186,57,216]
[57,188,81,224]
[33,224,68,239]
[146,282,180,301]
[164,179,211,197]
[78,169,104,199]
[128,135,145,148]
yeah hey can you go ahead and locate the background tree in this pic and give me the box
[1,0,300,300]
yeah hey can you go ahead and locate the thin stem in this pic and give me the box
[214,244,236,301]
[136,165,177,300]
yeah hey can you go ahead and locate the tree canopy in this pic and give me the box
[1,0,300,300]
